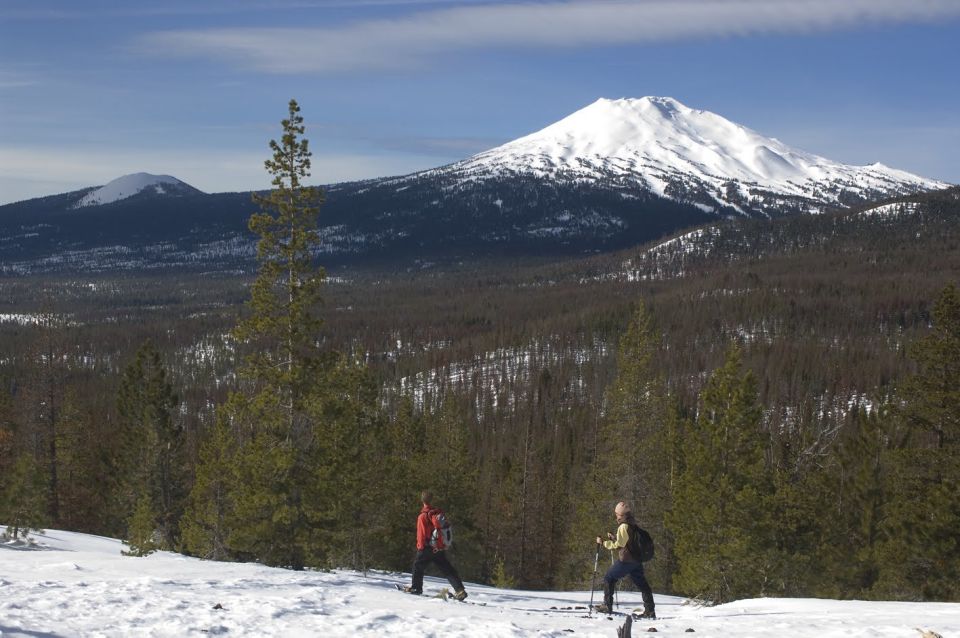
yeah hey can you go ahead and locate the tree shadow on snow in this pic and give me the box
[0,541,58,552]
[0,626,68,638]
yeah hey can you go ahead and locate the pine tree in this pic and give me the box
[816,404,899,597]
[1,454,46,541]
[423,399,481,579]
[53,393,105,533]
[365,396,424,571]
[902,283,960,450]
[19,311,69,525]
[180,416,235,561]
[669,346,775,603]
[123,492,160,557]
[116,340,183,548]
[199,99,380,569]
[216,99,329,569]
[875,283,960,600]
[561,304,674,589]
[0,387,15,480]
[296,358,381,569]
[492,555,516,588]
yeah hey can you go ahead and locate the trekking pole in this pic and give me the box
[588,541,601,617]
[610,549,619,610]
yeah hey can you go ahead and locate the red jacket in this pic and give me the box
[416,503,435,551]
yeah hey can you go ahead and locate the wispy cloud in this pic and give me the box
[136,0,960,73]
[0,0,486,21]
[0,70,40,89]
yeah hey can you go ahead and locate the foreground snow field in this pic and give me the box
[2,528,958,637]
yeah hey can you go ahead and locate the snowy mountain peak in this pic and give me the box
[455,96,949,215]
[75,173,202,208]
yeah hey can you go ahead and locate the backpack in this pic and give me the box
[627,524,654,562]
[428,508,453,551]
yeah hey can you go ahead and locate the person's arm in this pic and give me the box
[416,513,430,550]
[602,523,629,550]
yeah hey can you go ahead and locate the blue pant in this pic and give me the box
[603,559,655,612]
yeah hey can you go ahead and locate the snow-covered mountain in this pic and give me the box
[74,172,203,208]
[1,98,952,274]
[440,96,948,216]
[3,527,958,637]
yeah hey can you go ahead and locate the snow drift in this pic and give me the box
[2,527,958,637]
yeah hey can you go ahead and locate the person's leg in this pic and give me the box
[628,563,655,615]
[600,560,632,610]
[602,580,615,609]
[432,551,466,593]
[410,549,432,593]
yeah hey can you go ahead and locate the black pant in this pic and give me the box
[603,559,655,612]
[411,549,464,593]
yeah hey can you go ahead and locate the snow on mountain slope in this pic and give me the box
[3,527,959,637]
[74,172,201,207]
[444,97,949,215]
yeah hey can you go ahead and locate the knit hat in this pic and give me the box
[615,501,632,516]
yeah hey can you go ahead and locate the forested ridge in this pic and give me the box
[2,109,958,603]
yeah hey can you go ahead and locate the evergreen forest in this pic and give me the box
[2,102,959,604]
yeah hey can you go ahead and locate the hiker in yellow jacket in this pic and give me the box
[594,501,655,618]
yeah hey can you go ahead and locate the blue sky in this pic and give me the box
[1,0,958,205]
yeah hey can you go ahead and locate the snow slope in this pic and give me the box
[75,173,201,207]
[3,527,958,637]
[444,97,949,214]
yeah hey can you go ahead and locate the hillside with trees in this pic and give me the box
[1,103,958,603]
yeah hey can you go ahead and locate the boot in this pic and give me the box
[402,585,422,595]
[592,581,614,614]
[637,608,656,619]
[454,589,468,601]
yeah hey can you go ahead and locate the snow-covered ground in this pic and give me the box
[2,528,958,637]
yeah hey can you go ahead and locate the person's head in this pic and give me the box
[614,501,632,521]
[421,490,433,505]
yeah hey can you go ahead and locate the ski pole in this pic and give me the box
[588,541,601,617]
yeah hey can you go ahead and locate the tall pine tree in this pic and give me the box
[669,346,775,603]
[116,340,183,548]
[561,304,674,589]
[875,283,960,600]
[222,98,329,569]
[184,99,378,570]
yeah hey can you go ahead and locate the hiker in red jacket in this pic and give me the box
[402,490,467,601]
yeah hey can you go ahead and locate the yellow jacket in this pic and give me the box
[603,522,637,563]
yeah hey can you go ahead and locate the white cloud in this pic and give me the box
[137,0,960,73]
